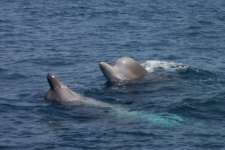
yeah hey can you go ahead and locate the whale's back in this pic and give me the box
[115,57,148,80]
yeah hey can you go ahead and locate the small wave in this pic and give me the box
[2,72,27,80]
[30,58,75,66]
[169,95,225,120]
[0,67,7,73]
[142,60,188,73]
[177,67,217,80]
[0,69,27,80]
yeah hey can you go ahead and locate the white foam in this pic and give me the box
[142,60,188,73]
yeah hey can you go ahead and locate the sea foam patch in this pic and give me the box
[142,60,189,73]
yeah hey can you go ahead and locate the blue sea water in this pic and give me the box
[1,0,225,149]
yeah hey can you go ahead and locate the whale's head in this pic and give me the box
[46,73,80,103]
[99,62,125,83]
[47,73,63,90]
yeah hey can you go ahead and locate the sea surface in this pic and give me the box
[1,0,225,149]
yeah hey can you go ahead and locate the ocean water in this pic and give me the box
[1,0,225,149]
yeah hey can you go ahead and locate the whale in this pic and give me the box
[45,73,183,128]
[99,57,148,83]
[46,73,111,108]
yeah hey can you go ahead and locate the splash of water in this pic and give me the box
[142,60,188,73]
